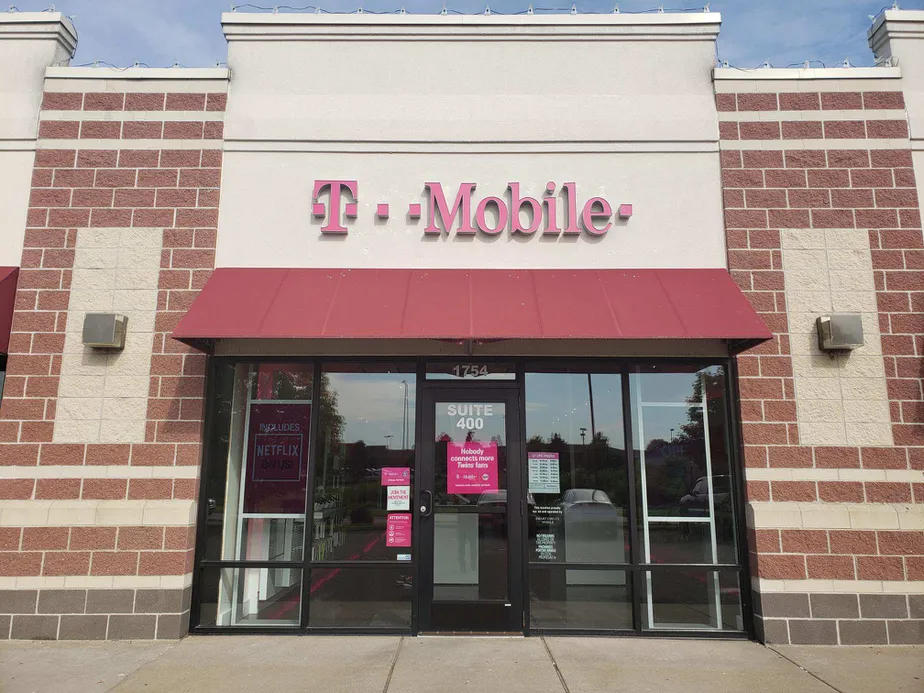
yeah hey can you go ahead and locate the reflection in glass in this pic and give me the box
[309,568,413,628]
[198,566,301,627]
[530,568,632,630]
[201,363,313,563]
[643,570,742,631]
[524,372,628,567]
[311,366,417,562]
[433,402,508,602]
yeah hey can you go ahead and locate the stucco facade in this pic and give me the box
[0,9,920,644]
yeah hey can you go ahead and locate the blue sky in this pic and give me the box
[8,0,922,68]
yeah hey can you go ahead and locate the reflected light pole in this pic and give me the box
[400,380,409,450]
[384,434,393,449]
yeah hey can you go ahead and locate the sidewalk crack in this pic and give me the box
[541,636,571,693]
[767,645,848,693]
[382,636,404,693]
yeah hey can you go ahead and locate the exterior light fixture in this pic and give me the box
[816,313,864,352]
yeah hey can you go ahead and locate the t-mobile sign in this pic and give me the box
[447,442,498,494]
[312,180,632,237]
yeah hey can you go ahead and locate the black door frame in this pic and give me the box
[416,381,525,633]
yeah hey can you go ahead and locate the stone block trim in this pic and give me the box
[0,86,224,639]
[720,83,924,644]
[754,591,924,644]
[0,587,190,639]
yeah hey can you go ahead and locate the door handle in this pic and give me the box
[420,490,433,517]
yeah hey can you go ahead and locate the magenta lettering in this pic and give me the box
[313,179,358,234]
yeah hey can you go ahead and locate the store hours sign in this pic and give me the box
[311,180,633,237]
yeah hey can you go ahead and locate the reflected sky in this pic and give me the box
[325,373,416,448]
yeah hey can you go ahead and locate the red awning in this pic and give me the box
[172,268,770,351]
[0,267,18,354]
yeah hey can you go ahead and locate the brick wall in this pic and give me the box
[718,80,924,645]
[0,81,226,640]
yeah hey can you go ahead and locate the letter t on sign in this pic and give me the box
[312,180,358,233]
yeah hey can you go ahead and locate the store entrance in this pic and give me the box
[417,386,524,633]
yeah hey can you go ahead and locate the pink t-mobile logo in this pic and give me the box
[312,180,358,233]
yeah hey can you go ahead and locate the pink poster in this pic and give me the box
[381,467,411,486]
[243,403,311,513]
[386,513,412,547]
[447,442,498,494]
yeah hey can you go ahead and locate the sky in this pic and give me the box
[7,0,923,69]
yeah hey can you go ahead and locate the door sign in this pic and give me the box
[387,485,411,511]
[386,513,412,547]
[447,441,498,494]
[528,452,560,494]
[447,403,495,432]
[381,467,411,486]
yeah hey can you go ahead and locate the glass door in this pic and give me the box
[418,387,524,633]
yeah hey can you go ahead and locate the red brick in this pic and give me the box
[772,480,816,501]
[876,188,919,208]
[130,444,176,466]
[753,529,780,553]
[35,478,81,500]
[94,169,137,188]
[779,92,821,110]
[809,169,850,188]
[71,188,114,208]
[204,122,224,140]
[765,169,807,188]
[906,557,924,580]
[39,120,80,139]
[164,526,196,550]
[85,444,130,466]
[118,150,160,168]
[807,555,855,579]
[765,446,812,468]
[70,527,117,550]
[723,169,763,188]
[720,150,742,168]
[80,121,121,139]
[178,169,221,188]
[757,554,806,580]
[857,555,904,580]
[163,121,204,139]
[90,551,139,576]
[787,189,830,208]
[827,530,876,555]
[83,92,124,111]
[900,208,922,227]
[118,526,164,550]
[34,149,76,167]
[42,92,83,110]
[742,423,788,445]
[781,529,828,554]
[197,189,220,208]
[114,188,155,208]
[740,122,781,140]
[206,93,227,112]
[817,481,864,502]
[125,93,166,111]
[716,93,738,111]
[138,550,188,575]
[830,188,874,208]
[863,91,905,109]
[746,480,770,501]
[47,208,90,228]
[868,119,909,139]
[866,482,913,503]
[862,447,908,469]
[781,121,823,139]
[138,169,178,187]
[160,150,201,168]
[783,150,825,169]
[892,314,924,334]
[29,188,70,208]
[821,92,863,110]
[824,120,865,139]
[132,209,175,227]
[200,150,222,168]
[894,424,924,446]
[42,551,91,576]
[0,552,42,576]
[165,93,207,111]
[812,447,859,470]
[0,527,21,550]
[737,93,779,111]
[725,209,767,229]
[127,478,173,500]
[155,188,198,207]
[888,378,922,401]
[877,531,924,556]
[173,478,198,499]
[122,121,164,139]
[852,168,894,188]
[21,527,69,550]
[90,208,133,228]
[811,209,855,228]
[38,444,83,466]
[856,208,899,229]
[81,478,128,500]
[769,209,811,228]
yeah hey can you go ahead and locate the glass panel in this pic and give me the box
[433,401,507,601]
[524,372,628,565]
[198,566,301,627]
[201,363,313,562]
[642,569,743,631]
[426,362,516,380]
[311,365,416,562]
[529,567,632,630]
[631,364,738,568]
[308,568,413,628]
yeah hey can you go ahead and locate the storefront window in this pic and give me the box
[198,362,313,627]
[630,364,740,631]
[524,370,629,630]
[308,364,416,628]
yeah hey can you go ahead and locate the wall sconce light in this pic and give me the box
[816,313,864,352]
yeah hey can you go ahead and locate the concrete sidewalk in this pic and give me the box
[0,636,921,693]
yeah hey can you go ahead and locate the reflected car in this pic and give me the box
[560,489,615,507]
[558,489,624,563]
[476,490,536,535]
[679,475,732,516]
